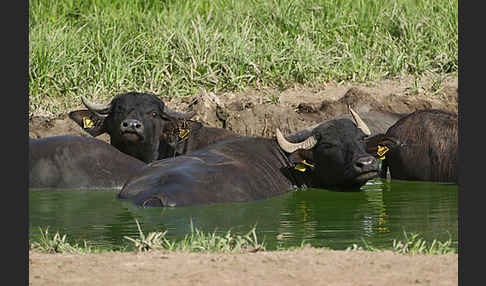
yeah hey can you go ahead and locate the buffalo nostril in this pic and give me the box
[121,119,143,131]
[354,158,375,171]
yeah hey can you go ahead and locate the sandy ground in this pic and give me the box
[29,248,458,286]
[29,75,458,286]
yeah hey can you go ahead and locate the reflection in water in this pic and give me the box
[29,179,458,250]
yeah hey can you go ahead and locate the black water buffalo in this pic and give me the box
[29,136,146,190]
[118,107,379,207]
[367,109,457,182]
[69,92,236,163]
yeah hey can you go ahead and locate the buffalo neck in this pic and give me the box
[172,120,204,156]
[158,120,205,159]
[162,121,237,159]
[111,139,159,163]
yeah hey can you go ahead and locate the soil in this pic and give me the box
[29,248,458,286]
[28,75,458,286]
[29,75,458,140]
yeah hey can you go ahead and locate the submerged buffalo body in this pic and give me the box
[69,92,236,163]
[29,136,146,190]
[118,107,379,207]
[369,109,457,182]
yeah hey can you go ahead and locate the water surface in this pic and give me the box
[29,178,458,250]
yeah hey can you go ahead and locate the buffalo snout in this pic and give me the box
[354,156,377,172]
[120,119,144,141]
[351,155,379,182]
[121,119,143,132]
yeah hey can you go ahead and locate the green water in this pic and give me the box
[29,178,458,251]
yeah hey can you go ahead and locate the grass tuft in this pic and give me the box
[390,232,455,255]
[30,227,94,254]
[346,231,457,255]
[123,219,168,252]
[123,219,265,253]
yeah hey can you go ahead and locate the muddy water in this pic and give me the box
[29,179,458,251]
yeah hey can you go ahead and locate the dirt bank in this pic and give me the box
[29,248,458,286]
[29,75,458,140]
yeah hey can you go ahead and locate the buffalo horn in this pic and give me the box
[81,96,112,115]
[348,105,371,136]
[276,128,317,153]
[163,107,196,120]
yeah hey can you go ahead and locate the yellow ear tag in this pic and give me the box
[377,145,389,160]
[295,164,307,172]
[294,160,314,172]
[179,129,190,140]
[83,117,94,129]
[301,160,314,168]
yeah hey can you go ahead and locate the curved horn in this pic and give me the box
[81,96,112,114]
[276,128,317,153]
[163,106,196,120]
[348,105,371,136]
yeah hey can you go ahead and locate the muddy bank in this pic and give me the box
[29,76,458,140]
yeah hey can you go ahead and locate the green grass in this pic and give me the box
[124,219,265,253]
[347,231,457,255]
[29,227,100,254]
[29,0,457,115]
[30,223,456,255]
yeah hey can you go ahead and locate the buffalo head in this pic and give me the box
[276,106,379,189]
[69,92,195,163]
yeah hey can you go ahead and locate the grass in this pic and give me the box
[29,0,457,116]
[29,227,98,254]
[124,219,265,253]
[30,222,456,255]
[347,231,457,255]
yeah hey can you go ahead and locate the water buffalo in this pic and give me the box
[366,109,457,183]
[69,92,236,163]
[118,107,379,207]
[29,136,146,190]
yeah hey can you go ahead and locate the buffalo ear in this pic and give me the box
[68,110,107,137]
[364,134,387,155]
[288,151,306,166]
[287,151,317,173]
[364,134,399,158]
[288,150,314,165]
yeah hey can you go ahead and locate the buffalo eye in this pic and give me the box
[151,111,158,118]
